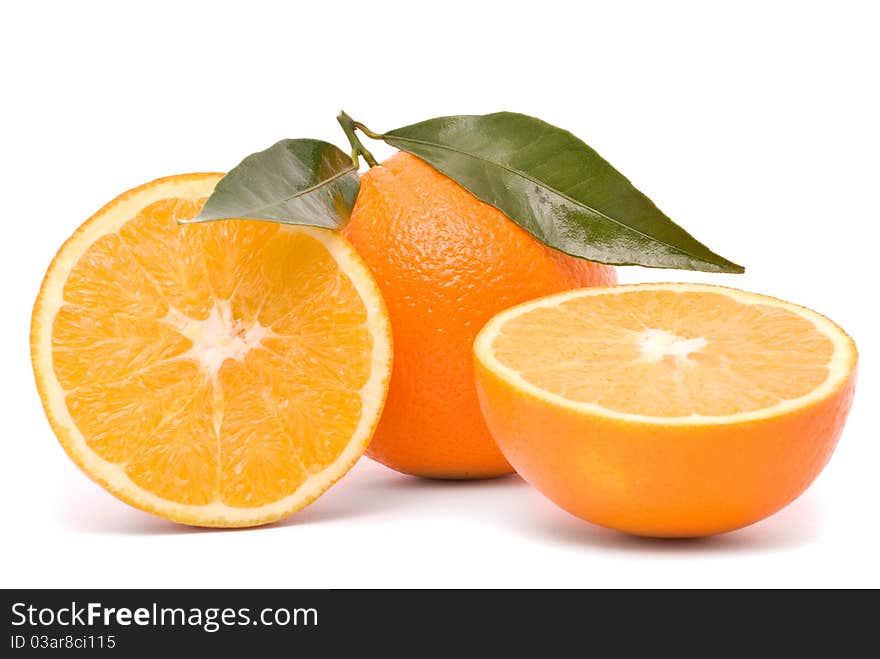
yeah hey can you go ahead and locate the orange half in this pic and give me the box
[474,283,857,537]
[31,174,392,527]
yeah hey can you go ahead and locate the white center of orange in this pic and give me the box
[168,302,270,375]
[638,328,707,363]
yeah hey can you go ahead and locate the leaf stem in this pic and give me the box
[337,110,379,168]
[352,120,384,140]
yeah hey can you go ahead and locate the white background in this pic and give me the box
[2,1,878,588]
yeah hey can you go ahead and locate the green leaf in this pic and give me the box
[185,139,359,229]
[377,112,743,272]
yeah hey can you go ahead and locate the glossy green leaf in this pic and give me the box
[185,139,359,228]
[378,112,742,272]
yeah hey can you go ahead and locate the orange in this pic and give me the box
[343,152,616,478]
[31,174,392,527]
[474,283,857,537]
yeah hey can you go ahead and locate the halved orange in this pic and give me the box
[31,174,392,527]
[474,283,857,537]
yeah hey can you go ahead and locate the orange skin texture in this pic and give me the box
[343,152,616,478]
[475,361,857,537]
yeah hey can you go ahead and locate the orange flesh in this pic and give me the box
[491,290,834,417]
[52,198,372,507]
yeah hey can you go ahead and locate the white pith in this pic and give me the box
[638,328,708,363]
[167,301,272,377]
[31,174,392,526]
[474,283,857,426]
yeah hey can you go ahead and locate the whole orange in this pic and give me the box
[342,152,616,478]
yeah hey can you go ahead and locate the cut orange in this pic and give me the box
[474,283,857,537]
[31,174,392,527]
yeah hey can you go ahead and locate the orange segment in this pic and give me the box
[118,198,214,319]
[51,305,191,390]
[215,359,310,508]
[474,283,857,537]
[31,173,392,527]
[124,376,219,506]
[62,233,168,318]
[195,219,280,312]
